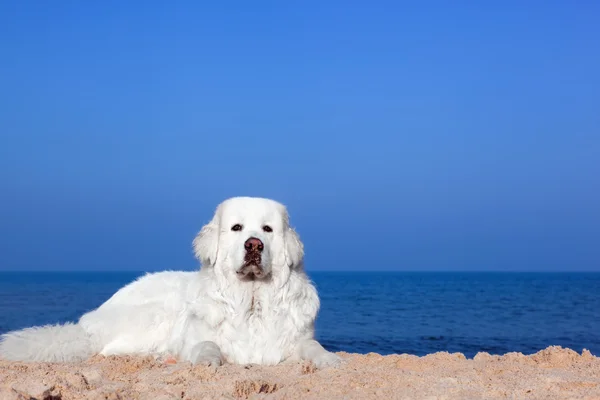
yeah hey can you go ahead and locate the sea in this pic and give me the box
[1,271,599,358]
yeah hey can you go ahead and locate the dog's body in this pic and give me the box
[0,197,342,368]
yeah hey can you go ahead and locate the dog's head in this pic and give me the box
[192,197,304,281]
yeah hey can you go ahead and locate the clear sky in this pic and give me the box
[0,1,598,272]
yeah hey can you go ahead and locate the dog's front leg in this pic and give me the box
[297,339,343,368]
[187,341,223,366]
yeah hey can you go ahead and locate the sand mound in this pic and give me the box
[1,346,599,399]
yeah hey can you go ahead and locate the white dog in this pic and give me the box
[0,197,342,368]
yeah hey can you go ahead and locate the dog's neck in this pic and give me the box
[209,267,297,315]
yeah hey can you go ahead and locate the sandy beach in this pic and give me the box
[1,346,599,399]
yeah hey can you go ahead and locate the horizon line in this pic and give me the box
[0,269,598,273]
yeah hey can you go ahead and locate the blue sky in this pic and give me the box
[0,1,598,271]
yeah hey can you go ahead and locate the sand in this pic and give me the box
[1,346,599,399]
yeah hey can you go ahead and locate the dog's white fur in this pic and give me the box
[0,197,342,368]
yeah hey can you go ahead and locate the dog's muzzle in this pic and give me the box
[237,237,267,279]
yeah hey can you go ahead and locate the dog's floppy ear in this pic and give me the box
[284,227,304,268]
[192,217,219,268]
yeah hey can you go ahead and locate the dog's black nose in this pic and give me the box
[244,237,264,252]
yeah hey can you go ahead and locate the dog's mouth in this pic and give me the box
[237,251,268,279]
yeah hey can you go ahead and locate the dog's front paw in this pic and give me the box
[312,351,344,369]
[190,341,223,367]
[194,352,223,367]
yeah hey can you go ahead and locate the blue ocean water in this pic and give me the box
[0,272,599,358]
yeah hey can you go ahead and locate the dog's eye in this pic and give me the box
[231,224,243,232]
[262,225,272,233]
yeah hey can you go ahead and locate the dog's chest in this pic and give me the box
[249,294,261,315]
[214,290,297,365]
